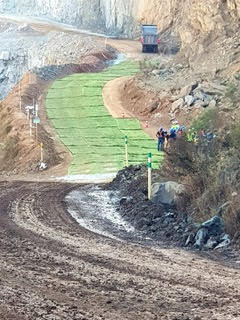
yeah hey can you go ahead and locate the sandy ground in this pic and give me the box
[103,76,135,118]
[103,76,158,139]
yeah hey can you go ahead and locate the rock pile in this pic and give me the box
[0,22,109,99]
[186,216,231,250]
[169,81,226,119]
[107,165,231,251]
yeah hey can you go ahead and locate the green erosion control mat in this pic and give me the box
[46,61,163,174]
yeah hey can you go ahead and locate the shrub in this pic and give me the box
[225,82,240,107]
[226,124,240,149]
[191,108,220,132]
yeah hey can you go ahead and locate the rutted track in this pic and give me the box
[0,182,240,319]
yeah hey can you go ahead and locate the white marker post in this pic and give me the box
[29,115,32,137]
[35,103,38,141]
[148,152,152,200]
[40,143,43,162]
[125,136,129,167]
[19,81,22,111]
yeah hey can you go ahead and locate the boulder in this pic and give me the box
[193,215,225,249]
[204,236,218,250]
[215,234,231,249]
[152,181,185,206]
[171,98,184,112]
[200,83,226,96]
[192,90,212,106]
[179,82,198,97]
[194,227,208,249]
[185,95,195,106]
[193,90,206,101]
[194,100,205,108]
[208,99,217,108]
[201,215,223,236]
[180,84,193,97]
[185,233,195,246]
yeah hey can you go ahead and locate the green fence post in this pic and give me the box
[125,136,129,167]
[148,152,152,200]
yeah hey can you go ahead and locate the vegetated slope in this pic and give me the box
[0,50,115,175]
[46,61,163,175]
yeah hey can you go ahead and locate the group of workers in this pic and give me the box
[156,124,185,151]
[156,124,217,152]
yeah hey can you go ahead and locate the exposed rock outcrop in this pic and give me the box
[1,0,240,43]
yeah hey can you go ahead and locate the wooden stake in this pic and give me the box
[40,143,43,162]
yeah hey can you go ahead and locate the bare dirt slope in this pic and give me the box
[0,181,239,320]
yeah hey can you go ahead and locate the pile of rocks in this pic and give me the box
[186,215,231,250]
[108,166,231,251]
[169,81,226,120]
[0,22,108,99]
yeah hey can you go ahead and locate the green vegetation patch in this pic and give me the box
[46,61,163,174]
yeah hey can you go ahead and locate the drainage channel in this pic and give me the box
[65,185,148,242]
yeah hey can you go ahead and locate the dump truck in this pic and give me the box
[141,25,159,53]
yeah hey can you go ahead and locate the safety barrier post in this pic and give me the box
[148,152,152,200]
[40,143,43,162]
[125,136,129,167]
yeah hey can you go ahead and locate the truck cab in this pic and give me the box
[141,25,159,53]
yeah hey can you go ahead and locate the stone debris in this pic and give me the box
[171,98,184,112]
[193,216,231,250]
[152,181,185,206]
[107,166,232,251]
[0,22,108,99]
[185,95,195,107]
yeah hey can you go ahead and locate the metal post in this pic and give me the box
[148,152,152,200]
[125,136,129,167]
[40,143,43,162]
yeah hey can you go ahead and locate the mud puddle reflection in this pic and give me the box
[65,185,146,242]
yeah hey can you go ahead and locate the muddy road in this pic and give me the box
[0,14,240,320]
[0,181,239,320]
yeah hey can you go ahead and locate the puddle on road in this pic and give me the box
[65,185,142,241]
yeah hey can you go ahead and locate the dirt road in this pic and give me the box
[1,14,240,320]
[0,181,239,320]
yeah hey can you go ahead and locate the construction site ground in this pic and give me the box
[0,15,239,320]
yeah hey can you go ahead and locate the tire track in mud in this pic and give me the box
[0,181,240,319]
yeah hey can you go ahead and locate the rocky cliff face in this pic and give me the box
[0,0,143,37]
[1,0,240,41]
[1,0,240,98]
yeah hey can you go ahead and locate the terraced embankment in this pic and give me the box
[46,61,163,175]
